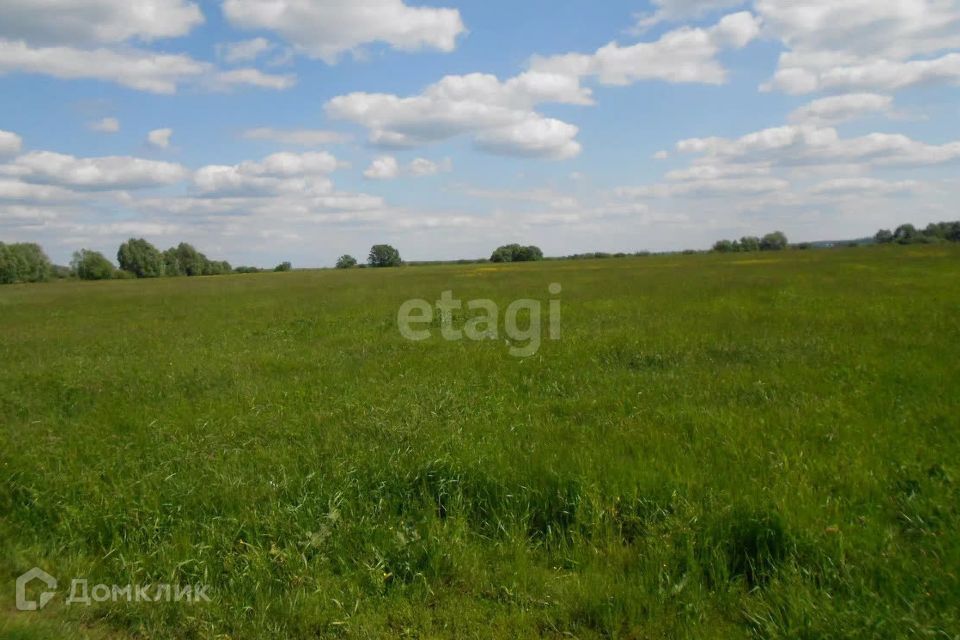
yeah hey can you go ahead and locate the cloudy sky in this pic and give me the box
[1,0,959,267]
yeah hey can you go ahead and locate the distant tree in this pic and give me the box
[175,242,207,276]
[893,224,919,245]
[739,236,761,252]
[0,242,52,284]
[117,238,164,278]
[162,247,183,276]
[368,245,402,267]
[51,265,72,279]
[874,229,894,244]
[71,249,115,280]
[792,242,813,250]
[336,254,357,269]
[490,244,544,262]
[203,260,231,276]
[712,239,736,253]
[274,261,293,272]
[760,231,789,251]
[234,266,261,274]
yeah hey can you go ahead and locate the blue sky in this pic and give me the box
[1,0,959,267]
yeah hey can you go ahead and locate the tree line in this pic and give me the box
[874,221,960,245]
[711,231,789,253]
[0,238,293,284]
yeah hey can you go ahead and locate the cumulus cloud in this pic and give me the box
[0,130,23,156]
[632,0,749,30]
[241,128,351,146]
[217,37,274,64]
[325,12,760,160]
[89,117,120,133]
[213,68,296,90]
[193,151,343,196]
[147,128,173,149]
[788,93,893,125]
[326,71,588,159]
[532,11,761,86]
[0,0,203,46]
[757,0,960,94]
[363,156,452,180]
[363,155,400,180]
[221,0,466,64]
[408,157,452,177]
[10,151,187,189]
[0,1,296,94]
[810,177,921,195]
[676,124,960,167]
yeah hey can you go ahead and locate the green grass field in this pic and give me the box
[2,245,959,639]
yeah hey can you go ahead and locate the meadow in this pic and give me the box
[1,245,958,639]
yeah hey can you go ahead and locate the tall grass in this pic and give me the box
[1,245,958,638]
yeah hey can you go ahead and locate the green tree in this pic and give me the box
[368,245,402,268]
[336,254,357,269]
[712,239,735,253]
[71,249,115,280]
[739,236,761,252]
[0,243,52,283]
[894,224,919,245]
[175,242,208,276]
[874,229,894,244]
[760,231,788,251]
[490,244,544,262]
[274,261,293,272]
[117,238,164,278]
[162,247,184,276]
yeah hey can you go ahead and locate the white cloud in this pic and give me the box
[213,68,296,91]
[217,37,273,64]
[241,128,351,146]
[757,0,960,94]
[788,93,893,125]
[676,124,960,167]
[90,117,121,133]
[10,151,187,189]
[363,156,452,180]
[408,157,452,177]
[363,155,400,180]
[221,0,466,64]
[326,71,588,159]
[0,0,203,46]
[474,118,581,160]
[0,130,23,156]
[147,128,173,149]
[193,151,342,196]
[810,177,921,195]
[0,40,206,93]
[632,0,749,30]
[532,11,761,86]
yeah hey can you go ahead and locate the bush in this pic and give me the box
[490,244,544,262]
[274,261,293,272]
[71,249,115,280]
[336,254,357,269]
[368,245,402,268]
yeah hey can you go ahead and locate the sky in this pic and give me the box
[1,0,959,268]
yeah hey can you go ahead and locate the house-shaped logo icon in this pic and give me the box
[16,567,57,611]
